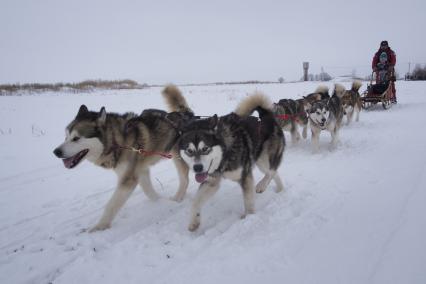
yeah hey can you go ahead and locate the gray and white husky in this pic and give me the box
[341,81,362,125]
[168,93,285,231]
[307,84,345,152]
[53,85,192,232]
[272,98,308,144]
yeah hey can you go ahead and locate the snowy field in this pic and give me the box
[1,80,426,284]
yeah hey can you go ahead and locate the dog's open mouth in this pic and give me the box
[62,149,89,169]
[195,172,209,183]
[194,161,213,183]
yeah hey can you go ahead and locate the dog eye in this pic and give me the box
[72,137,80,142]
[186,149,194,155]
[201,146,210,153]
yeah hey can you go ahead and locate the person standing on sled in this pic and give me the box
[371,40,397,103]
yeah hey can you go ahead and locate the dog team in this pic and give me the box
[53,81,362,232]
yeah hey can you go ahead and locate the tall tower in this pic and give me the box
[303,62,309,81]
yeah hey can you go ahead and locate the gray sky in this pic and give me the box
[1,0,425,84]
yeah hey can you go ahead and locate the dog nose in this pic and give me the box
[53,148,63,157]
[193,164,204,173]
[321,118,326,122]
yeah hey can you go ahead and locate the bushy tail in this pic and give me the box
[162,84,193,113]
[235,92,273,117]
[351,80,362,92]
[315,85,329,96]
[333,83,346,98]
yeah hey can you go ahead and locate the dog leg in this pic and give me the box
[290,123,300,144]
[302,124,308,139]
[188,177,221,232]
[294,124,301,142]
[90,175,138,232]
[330,127,339,149]
[139,168,160,201]
[355,107,360,122]
[347,110,354,125]
[255,151,273,193]
[256,172,273,194]
[273,174,284,193]
[171,157,189,202]
[311,128,320,153]
[255,162,273,194]
[256,171,281,193]
[241,173,255,217]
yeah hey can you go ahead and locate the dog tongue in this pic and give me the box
[62,157,74,169]
[195,172,208,183]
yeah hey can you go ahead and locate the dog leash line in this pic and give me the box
[118,145,173,159]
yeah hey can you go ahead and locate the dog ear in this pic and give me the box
[208,114,218,129]
[304,102,312,112]
[165,112,184,130]
[76,105,89,118]
[272,102,278,111]
[98,107,107,124]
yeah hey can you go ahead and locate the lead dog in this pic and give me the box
[169,93,285,231]
[53,85,192,232]
[341,81,362,125]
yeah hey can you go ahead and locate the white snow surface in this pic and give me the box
[1,81,426,284]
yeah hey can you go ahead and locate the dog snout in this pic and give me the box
[321,118,326,123]
[193,164,204,173]
[53,148,63,158]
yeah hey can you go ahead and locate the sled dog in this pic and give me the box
[302,85,330,111]
[53,85,192,232]
[307,84,345,152]
[341,81,362,125]
[273,98,308,143]
[169,93,285,231]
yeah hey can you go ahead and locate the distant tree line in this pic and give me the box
[407,64,426,80]
[300,71,332,81]
[0,79,147,95]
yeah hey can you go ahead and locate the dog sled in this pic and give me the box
[361,71,396,110]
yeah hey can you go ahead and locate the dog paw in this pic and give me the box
[188,221,200,232]
[256,187,266,194]
[88,223,111,233]
[171,194,184,203]
[146,193,160,202]
[255,182,267,194]
[275,185,284,193]
[241,210,254,219]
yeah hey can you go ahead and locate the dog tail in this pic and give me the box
[351,80,362,92]
[162,84,193,114]
[333,83,346,98]
[315,85,329,96]
[235,92,273,117]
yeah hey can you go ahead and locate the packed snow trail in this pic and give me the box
[0,81,425,283]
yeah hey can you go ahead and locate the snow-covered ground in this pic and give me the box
[1,80,426,284]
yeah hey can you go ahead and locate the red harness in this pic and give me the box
[276,112,306,121]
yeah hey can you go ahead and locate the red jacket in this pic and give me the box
[372,47,396,69]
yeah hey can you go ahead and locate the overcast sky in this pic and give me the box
[1,0,425,84]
